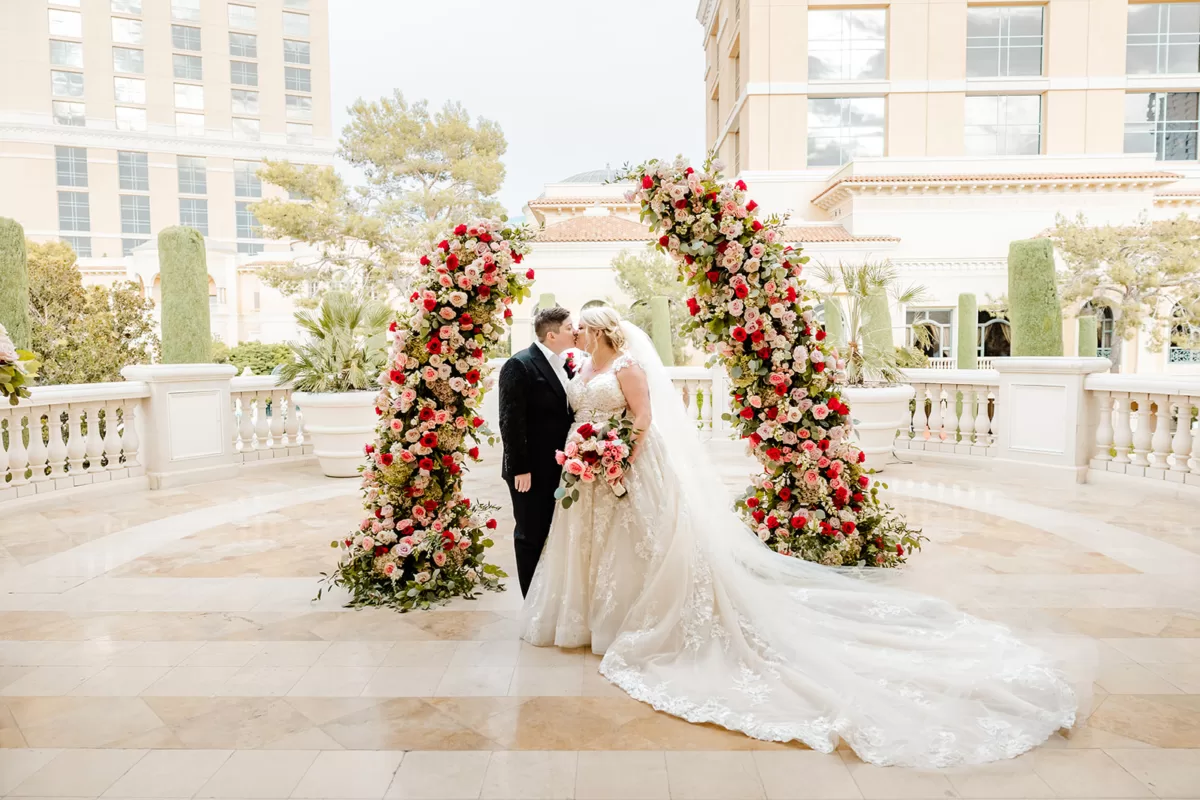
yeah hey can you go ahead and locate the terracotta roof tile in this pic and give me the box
[534,216,652,242]
[527,196,637,207]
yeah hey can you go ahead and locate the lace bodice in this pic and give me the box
[567,354,637,423]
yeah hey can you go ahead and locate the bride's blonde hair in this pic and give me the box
[580,305,626,352]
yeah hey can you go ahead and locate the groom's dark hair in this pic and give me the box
[534,306,571,341]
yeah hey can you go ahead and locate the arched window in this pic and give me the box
[1081,301,1116,357]
[976,311,1011,358]
[905,309,952,358]
[1169,303,1200,363]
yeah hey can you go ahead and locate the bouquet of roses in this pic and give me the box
[553,415,638,509]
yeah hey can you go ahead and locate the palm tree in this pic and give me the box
[279,291,393,393]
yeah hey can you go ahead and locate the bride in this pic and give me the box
[520,305,1083,769]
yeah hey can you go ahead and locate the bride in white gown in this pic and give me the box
[521,306,1084,769]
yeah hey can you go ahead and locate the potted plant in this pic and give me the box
[812,261,929,469]
[280,291,392,477]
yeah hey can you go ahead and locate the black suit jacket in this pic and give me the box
[498,345,574,481]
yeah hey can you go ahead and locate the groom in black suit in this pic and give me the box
[498,306,577,596]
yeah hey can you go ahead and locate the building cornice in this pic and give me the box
[744,74,1200,97]
[1154,191,1200,206]
[890,258,1009,273]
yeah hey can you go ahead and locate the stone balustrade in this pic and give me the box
[895,368,1000,457]
[1086,373,1200,487]
[230,375,309,461]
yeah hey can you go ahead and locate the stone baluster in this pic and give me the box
[47,405,69,479]
[1112,394,1133,464]
[959,387,977,445]
[25,409,48,485]
[0,412,9,487]
[284,392,300,448]
[8,409,29,487]
[254,392,270,451]
[983,390,999,448]
[1130,395,1152,467]
[66,405,86,476]
[238,394,254,453]
[103,401,123,472]
[1170,397,1193,473]
[1092,391,1114,463]
[1190,400,1200,475]
[84,403,105,473]
[698,384,713,432]
[270,390,286,451]
[974,388,991,446]
[1149,394,1173,470]
[927,384,944,443]
[909,385,926,440]
[121,400,140,468]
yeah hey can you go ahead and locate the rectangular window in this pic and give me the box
[231,89,260,115]
[234,161,262,197]
[1125,91,1200,160]
[239,243,265,255]
[114,76,145,104]
[48,10,82,37]
[232,117,261,141]
[173,53,202,80]
[807,9,887,81]
[966,6,1044,78]
[285,94,312,120]
[111,0,142,13]
[283,39,310,64]
[179,198,209,236]
[118,151,149,191]
[120,195,151,235]
[64,236,92,257]
[176,112,205,136]
[229,32,257,57]
[284,0,310,8]
[286,122,313,144]
[172,25,201,51]
[58,191,90,232]
[55,146,88,188]
[178,156,207,194]
[113,46,144,74]
[50,40,84,67]
[1128,3,1200,75]
[122,238,148,256]
[172,0,201,21]
[174,83,204,110]
[282,11,310,36]
[964,95,1042,155]
[51,70,84,98]
[53,101,86,126]
[115,106,146,131]
[111,18,143,45]
[228,3,257,29]
[231,61,259,87]
[807,96,885,166]
[285,66,311,92]
[236,201,262,239]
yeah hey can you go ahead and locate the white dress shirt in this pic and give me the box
[534,340,571,393]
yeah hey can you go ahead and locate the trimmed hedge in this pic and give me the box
[1077,315,1097,357]
[1008,238,1063,356]
[0,217,31,350]
[159,226,211,363]
[956,293,978,370]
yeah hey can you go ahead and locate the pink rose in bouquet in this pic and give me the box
[553,414,638,509]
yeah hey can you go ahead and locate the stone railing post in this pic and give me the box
[121,364,239,489]
[992,357,1111,483]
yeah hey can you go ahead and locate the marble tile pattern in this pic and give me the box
[0,450,1197,799]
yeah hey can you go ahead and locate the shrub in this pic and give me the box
[1008,239,1063,356]
[279,291,391,393]
[216,341,294,375]
[956,293,978,369]
[159,226,211,363]
[0,217,31,350]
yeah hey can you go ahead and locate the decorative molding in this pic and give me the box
[890,258,1008,273]
[745,75,1197,97]
[1154,191,1200,206]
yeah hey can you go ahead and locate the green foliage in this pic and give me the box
[1008,238,1063,357]
[822,298,844,348]
[0,217,31,350]
[252,90,507,306]
[894,346,929,369]
[956,293,978,370]
[279,291,392,393]
[610,247,693,363]
[1077,315,1098,357]
[810,261,929,385]
[649,296,674,366]
[27,240,158,384]
[214,341,294,375]
[159,226,211,364]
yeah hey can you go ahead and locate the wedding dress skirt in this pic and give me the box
[520,352,1082,769]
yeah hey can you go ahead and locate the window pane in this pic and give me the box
[283,39,310,64]
[58,191,91,232]
[175,83,204,110]
[114,77,145,104]
[231,61,259,87]
[112,0,142,13]
[965,95,1041,155]
[113,47,144,74]
[122,238,149,256]
[807,8,886,80]
[1126,4,1200,75]
[283,11,310,36]
[231,89,260,115]
[172,0,201,21]
[285,66,311,92]
[118,151,149,191]
[53,101,86,126]
[64,236,92,257]
[115,106,146,131]
[234,161,262,197]
[173,53,203,80]
[284,0,310,8]
[239,242,265,255]
[236,201,262,238]
[1124,91,1200,159]
[807,96,885,166]
[51,70,84,98]
[50,40,84,67]
[232,117,261,141]
[172,25,201,51]
[112,18,143,45]
[229,32,257,57]
[179,199,209,236]
[48,10,82,37]
[287,123,313,144]
[55,146,88,188]
[286,94,312,120]
[228,3,256,29]
[176,112,205,136]
[120,195,151,235]
[967,6,1043,78]
[178,156,207,194]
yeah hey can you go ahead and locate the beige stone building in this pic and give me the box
[697,0,1200,373]
[0,0,336,344]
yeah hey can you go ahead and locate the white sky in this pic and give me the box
[328,0,707,218]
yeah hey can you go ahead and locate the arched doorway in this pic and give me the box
[1081,301,1116,357]
[1169,303,1200,363]
[905,309,952,358]
[977,311,1011,358]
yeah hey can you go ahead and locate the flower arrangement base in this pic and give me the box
[294,390,381,478]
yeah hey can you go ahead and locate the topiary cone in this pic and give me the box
[159,226,211,363]
[1008,238,1063,357]
[0,217,31,350]
[956,293,978,370]
[1077,315,1097,357]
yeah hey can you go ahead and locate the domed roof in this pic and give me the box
[560,167,619,184]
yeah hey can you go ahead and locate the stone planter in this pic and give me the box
[842,384,916,472]
[292,390,377,478]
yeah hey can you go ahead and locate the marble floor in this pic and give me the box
[0,446,1198,800]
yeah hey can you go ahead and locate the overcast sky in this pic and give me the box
[328,0,707,217]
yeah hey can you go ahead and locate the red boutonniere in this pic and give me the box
[564,351,577,374]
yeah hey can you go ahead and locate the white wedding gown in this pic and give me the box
[520,324,1084,769]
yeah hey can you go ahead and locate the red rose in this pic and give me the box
[641,174,654,189]
[454,223,467,236]
[766,407,778,420]
[472,417,484,427]
[684,254,695,265]
[513,252,523,263]
[778,487,791,502]
[389,369,404,383]
[751,219,764,232]
[835,487,850,504]
[674,200,687,210]
[739,407,754,419]
[479,286,491,298]
[746,497,758,508]
[766,515,779,529]
[472,348,484,359]
[859,475,870,488]
[816,329,826,341]
[460,313,474,327]
[465,369,481,384]
[748,432,762,445]
[423,298,437,312]
[486,518,497,529]
[774,384,787,397]
[375,407,384,415]
[734,284,749,299]
[706,271,719,283]
[504,308,513,319]
[685,167,694,174]
[752,510,765,523]
[389,321,398,332]
[731,326,748,342]
[857,450,866,463]
[852,492,864,503]
[365,443,375,454]
[419,407,435,421]
[750,329,765,344]
[746,199,758,211]
[424,499,438,511]
[791,515,807,528]
[426,339,442,355]
[577,422,595,438]
[419,255,432,267]
[686,297,700,316]
[896,543,904,556]
[469,447,480,459]
[418,457,434,471]
[814,362,825,372]
[786,286,797,302]
[526,268,535,280]
[437,240,450,251]
[658,234,670,247]
[735,180,747,190]
[766,447,782,462]
[446,253,459,270]
[420,432,438,448]
[818,438,831,451]
[442,454,455,466]
[381,453,394,466]
[480,232,492,243]
[841,521,856,535]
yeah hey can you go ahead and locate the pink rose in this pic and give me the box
[565,459,586,476]
[564,441,579,458]
[580,470,596,483]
